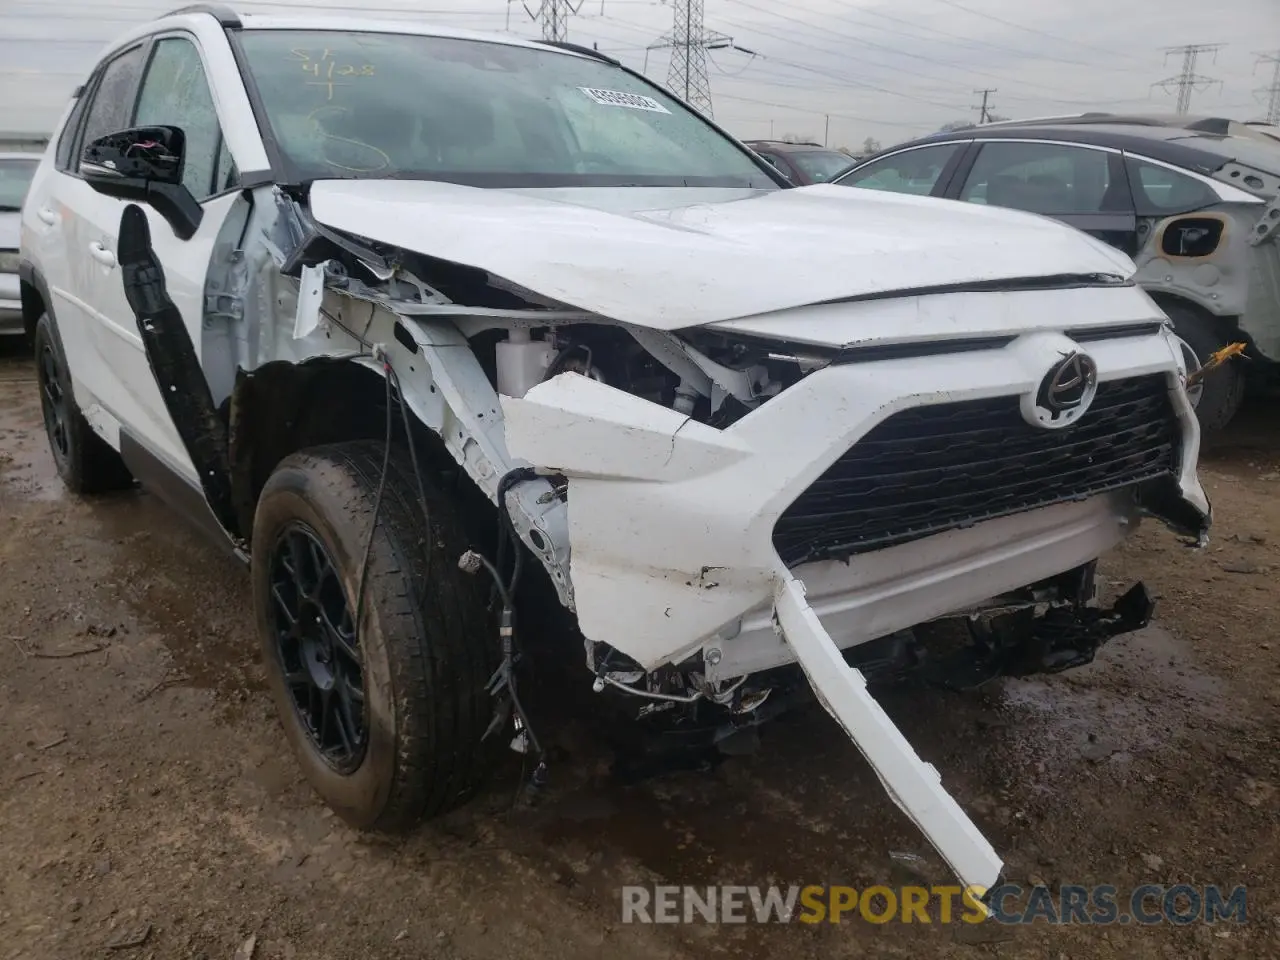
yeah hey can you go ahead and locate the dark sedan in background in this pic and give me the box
[743,139,855,185]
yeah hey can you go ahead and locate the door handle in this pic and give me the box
[88,241,116,268]
[36,207,58,225]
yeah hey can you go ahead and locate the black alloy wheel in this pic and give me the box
[267,522,367,774]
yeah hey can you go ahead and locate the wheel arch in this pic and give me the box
[18,260,54,341]
[227,356,489,545]
[1146,290,1246,347]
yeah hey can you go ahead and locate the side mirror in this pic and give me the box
[79,126,202,240]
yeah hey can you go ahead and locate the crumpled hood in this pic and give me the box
[308,179,1136,330]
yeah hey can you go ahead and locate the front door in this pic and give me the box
[72,33,242,481]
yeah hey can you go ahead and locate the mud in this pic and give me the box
[1,338,1278,959]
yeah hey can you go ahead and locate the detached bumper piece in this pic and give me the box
[772,571,1004,904]
[924,582,1155,690]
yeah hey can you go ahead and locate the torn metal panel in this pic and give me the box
[306,178,1138,330]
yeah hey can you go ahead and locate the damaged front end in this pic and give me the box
[192,180,1210,903]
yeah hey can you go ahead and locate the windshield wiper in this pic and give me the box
[0,204,21,212]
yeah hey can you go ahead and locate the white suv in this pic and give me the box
[19,4,1210,896]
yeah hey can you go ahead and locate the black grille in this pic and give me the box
[773,375,1180,566]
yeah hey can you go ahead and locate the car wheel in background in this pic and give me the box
[1161,299,1245,436]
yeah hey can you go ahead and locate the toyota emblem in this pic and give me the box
[1025,351,1099,429]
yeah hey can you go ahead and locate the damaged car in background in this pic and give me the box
[18,5,1210,901]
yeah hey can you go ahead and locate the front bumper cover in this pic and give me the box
[500,301,1210,900]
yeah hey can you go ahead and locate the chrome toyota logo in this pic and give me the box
[1025,351,1099,429]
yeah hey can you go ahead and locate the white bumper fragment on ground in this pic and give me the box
[772,569,1003,898]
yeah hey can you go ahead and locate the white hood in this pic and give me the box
[308,179,1136,330]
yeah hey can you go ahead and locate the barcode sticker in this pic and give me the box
[578,86,671,113]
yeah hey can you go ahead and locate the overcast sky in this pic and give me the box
[0,0,1275,148]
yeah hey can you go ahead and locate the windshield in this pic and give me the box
[237,31,778,189]
[0,158,37,210]
[791,150,855,182]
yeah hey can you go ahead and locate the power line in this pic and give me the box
[1153,43,1224,115]
[518,0,584,42]
[973,87,997,124]
[923,0,1154,67]
[645,0,754,118]
[1256,51,1280,125]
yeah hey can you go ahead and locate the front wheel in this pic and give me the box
[251,441,500,830]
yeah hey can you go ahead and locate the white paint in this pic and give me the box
[772,571,1003,899]
[502,312,1209,671]
[292,263,325,339]
[307,178,1136,330]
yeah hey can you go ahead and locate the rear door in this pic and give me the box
[949,139,1140,256]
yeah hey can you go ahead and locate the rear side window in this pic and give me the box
[959,141,1119,215]
[838,143,960,195]
[1125,157,1219,216]
[79,45,148,156]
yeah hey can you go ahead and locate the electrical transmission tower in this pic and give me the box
[646,0,753,118]
[1154,43,1224,115]
[520,0,582,43]
[973,88,998,124]
[1256,51,1280,124]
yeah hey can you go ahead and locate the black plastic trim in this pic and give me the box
[117,202,239,538]
[542,41,620,65]
[162,3,241,27]
[118,431,241,558]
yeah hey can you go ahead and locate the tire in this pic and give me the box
[252,440,500,831]
[1161,299,1245,435]
[32,312,134,494]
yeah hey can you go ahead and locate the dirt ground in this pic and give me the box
[1,340,1278,960]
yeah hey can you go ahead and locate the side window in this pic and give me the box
[1124,157,1218,216]
[77,45,148,160]
[959,141,1120,216]
[133,37,232,200]
[55,87,92,171]
[839,143,961,195]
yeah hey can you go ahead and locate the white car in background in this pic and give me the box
[18,3,1210,899]
[0,147,42,336]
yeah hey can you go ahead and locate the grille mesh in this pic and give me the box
[773,375,1180,566]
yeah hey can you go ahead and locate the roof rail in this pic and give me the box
[746,138,825,147]
[161,4,241,27]
[543,41,620,66]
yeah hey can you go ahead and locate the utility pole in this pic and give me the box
[972,88,997,124]
[1256,51,1280,125]
[824,114,830,146]
[520,0,582,43]
[646,0,755,118]
[1154,43,1224,115]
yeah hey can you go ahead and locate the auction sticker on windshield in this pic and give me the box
[578,87,671,113]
